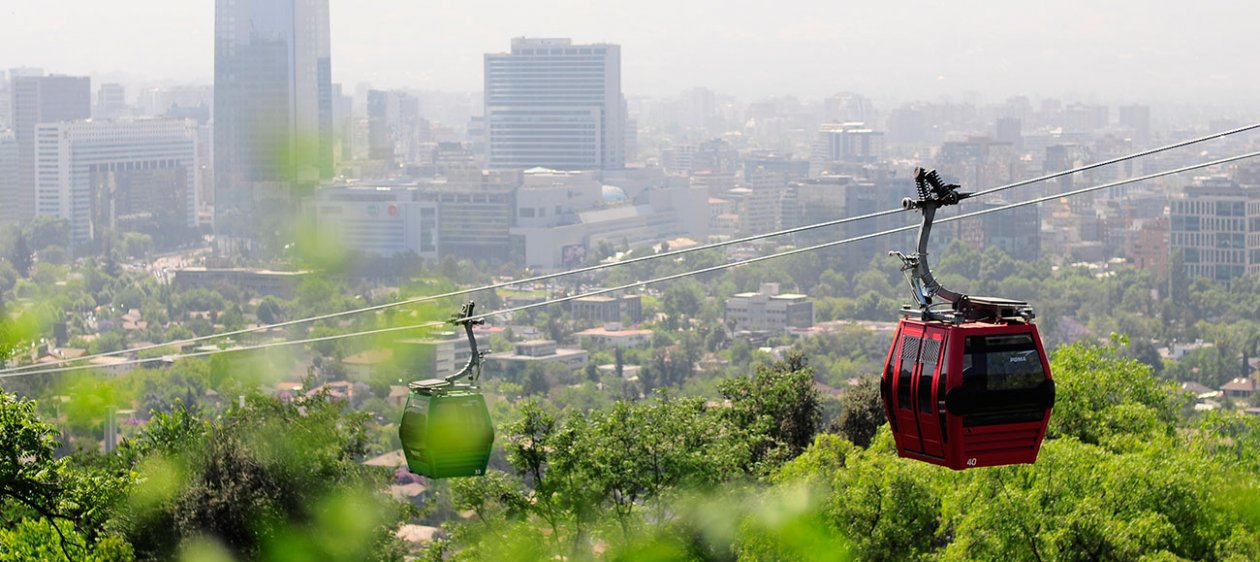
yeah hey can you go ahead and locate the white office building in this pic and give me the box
[34,119,199,244]
[485,38,624,170]
[311,185,439,259]
[725,283,815,333]
[508,168,709,269]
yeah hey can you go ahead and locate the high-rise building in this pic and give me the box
[9,74,91,225]
[811,123,884,174]
[1118,104,1151,145]
[994,117,1022,148]
[34,119,200,246]
[0,74,10,130]
[937,137,1017,193]
[794,172,913,273]
[1170,176,1260,283]
[214,0,332,236]
[484,38,624,170]
[331,84,354,163]
[367,89,419,166]
[95,83,127,119]
[0,133,18,228]
[957,199,1041,262]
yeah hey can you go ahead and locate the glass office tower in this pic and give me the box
[214,0,332,237]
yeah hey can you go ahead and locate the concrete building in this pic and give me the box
[503,166,708,269]
[724,283,815,333]
[367,89,420,166]
[1127,216,1170,277]
[214,0,333,235]
[794,173,914,271]
[570,294,642,324]
[512,168,604,230]
[317,170,520,263]
[661,144,695,174]
[956,198,1041,262]
[420,169,520,261]
[33,119,200,245]
[994,117,1022,148]
[0,72,9,129]
[1117,104,1151,145]
[486,340,589,375]
[1170,176,1260,283]
[811,123,884,175]
[937,137,1017,193]
[744,153,809,183]
[94,83,127,119]
[575,325,653,348]
[311,186,439,259]
[9,74,91,225]
[508,174,709,269]
[485,38,624,170]
[395,330,490,379]
[0,133,18,228]
[734,168,788,236]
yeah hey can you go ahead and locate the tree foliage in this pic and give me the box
[0,390,130,560]
[833,378,883,448]
[718,352,824,472]
[110,395,408,562]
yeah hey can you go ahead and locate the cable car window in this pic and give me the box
[918,338,940,413]
[898,336,920,410]
[960,334,1047,426]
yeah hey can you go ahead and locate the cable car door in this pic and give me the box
[914,326,946,458]
[891,327,924,455]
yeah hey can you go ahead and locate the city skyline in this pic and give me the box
[2,0,1259,108]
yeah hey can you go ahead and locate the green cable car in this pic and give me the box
[399,302,495,479]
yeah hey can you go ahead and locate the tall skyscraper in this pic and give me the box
[9,74,91,226]
[214,0,332,236]
[0,133,18,229]
[367,89,419,166]
[484,38,624,171]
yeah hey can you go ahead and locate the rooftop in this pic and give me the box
[1221,377,1257,392]
[576,326,653,337]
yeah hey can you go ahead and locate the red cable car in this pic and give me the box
[881,169,1055,470]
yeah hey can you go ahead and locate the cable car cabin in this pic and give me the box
[399,379,495,479]
[883,169,1055,469]
[399,301,494,479]
[880,314,1054,470]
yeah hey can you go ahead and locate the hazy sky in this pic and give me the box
[2,0,1257,106]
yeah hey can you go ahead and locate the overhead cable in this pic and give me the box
[7,121,1256,374]
[9,149,1257,379]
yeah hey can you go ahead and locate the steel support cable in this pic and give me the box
[968,121,1260,199]
[0,320,447,378]
[7,122,1257,373]
[0,204,899,374]
[9,122,1256,374]
[8,149,1257,380]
